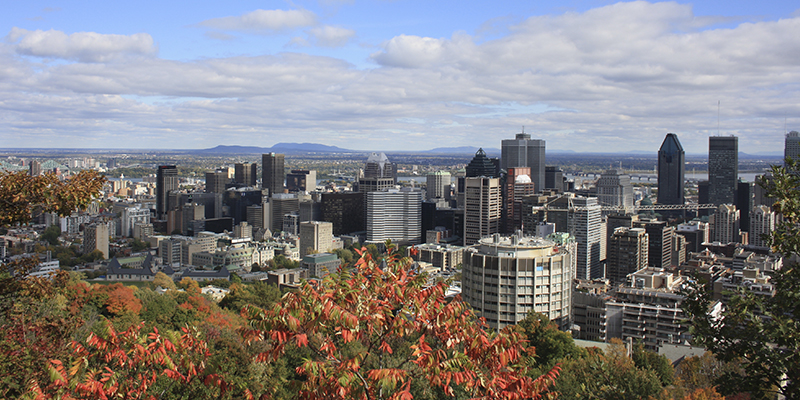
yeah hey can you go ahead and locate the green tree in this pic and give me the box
[682,158,800,398]
[41,224,61,246]
[514,312,587,373]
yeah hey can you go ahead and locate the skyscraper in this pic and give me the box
[366,189,422,245]
[261,153,285,196]
[596,170,634,210]
[606,227,648,286]
[234,162,257,187]
[503,167,535,233]
[657,133,685,206]
[364,152,397,181]
[708,136,738,206]
[785,131,800,162]
[464,177,501,246]
[156,165,178,220]
[501,132,545,193]
[750,205,775,248]
[426,171,452,202]
[465,148,499,178]
[299,221,334,257]
[205,170,228,193]
[712,204,740,244]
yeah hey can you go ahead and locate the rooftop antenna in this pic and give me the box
[522,126,525,134]
[717,100,720,136]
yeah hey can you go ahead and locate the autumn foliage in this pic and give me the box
[242,243,560,399]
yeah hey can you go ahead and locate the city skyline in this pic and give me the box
[2,1,799,153]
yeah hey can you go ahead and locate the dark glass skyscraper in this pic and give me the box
[709,136,738,205]
[501,132,545,193]
[156,165,178,220]
[657,133,685,205]
[261,153,285,196]
[234,162,257,187]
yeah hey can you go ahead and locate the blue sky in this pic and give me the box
[1,1,799,153]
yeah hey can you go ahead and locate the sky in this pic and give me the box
[1,1,799,153]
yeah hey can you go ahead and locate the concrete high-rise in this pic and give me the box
[286,170,317,193]
[501,132,545,193]
[234,162,258,187]
[636,220,673,269]
[750,205,775,248]
[156,165,178,220]
[366,189,422,245]
[607,227,648,286]
[596,170,634,210]
[463,177,501,246]
[546,195,602,280]
[83,222,110,259]
[708,136,738,206]
[657,133,685,205]
[785,131,800,162]
[426,171,452,202]
[299,221,334,257]
[503,167,535,233]
[462,234,574,331]
[262,153,285,196]
[205,170,228,194]
[712,204,740,244]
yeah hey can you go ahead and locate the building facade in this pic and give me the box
[501,132,545,193]
[657,133,685,206]
[462,234,573,331]
[708,136,738,206]
[262,153,285,196]
[606,227,648,286]
[366,189,422,245]
[463,177,501,246]
[156,165,178,220]
[299,221,334,257]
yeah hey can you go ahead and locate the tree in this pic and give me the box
[242,245,559,399]
[153,271,177,290]
[682,158,800,398]
[514,312,587,373]
[0,170,106,227]
[40,224,61,246]
[25,322,243,399]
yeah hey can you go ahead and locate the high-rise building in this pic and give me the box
[636,220,673,269]
[547,196,602,280]
[262,153,285,196]
[657,133,685,206]
[463,177,501,246]
[29,160,42,177]
[736,179,754,232]
[545,166,564,191]
[363,152,397,181]
[596,170,634,210]
[712,204,740,244]
[785,131,800,162]
[708,136,738,206]
[676,220,710,253]
[501,132,545,193]
[321,192,366,235]
[234,162,258,187]
[156,165,178,220]
[83,222,110,259]
[750,205,775,248]
[205,170,229,194]
[299,221,334,257]
[286,170,317,193]
[120,206,150,238]
[503,167,535,233]
[465,148,499,178]
[366,189,422,245]
[269,193,299,233]
[462,234,574,331]
[426,171,452,201]
[607,227,648,286]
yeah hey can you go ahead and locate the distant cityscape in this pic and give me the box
[1,129,796,357]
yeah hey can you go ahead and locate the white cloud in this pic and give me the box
[198,9,317,32]
[8,28,156,62]
[1,2,799,152]
[307,25,355,47]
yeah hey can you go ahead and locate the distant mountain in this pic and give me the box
[270,143,353,153]
[194,145,268,154]
[193,143,354,155]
